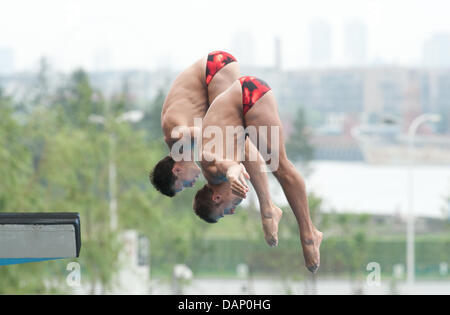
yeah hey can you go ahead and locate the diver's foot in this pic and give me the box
[261,204,283,247]
[301,229,323,274]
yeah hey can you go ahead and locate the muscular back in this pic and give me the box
[161,55,241,148]
[161,57,209,145]
[201,81,245,175]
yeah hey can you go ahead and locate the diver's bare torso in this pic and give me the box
[161,56,241,148]
[200,81,244,181]
[161,57,208,147]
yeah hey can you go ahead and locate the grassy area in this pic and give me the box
[150,235,450,279]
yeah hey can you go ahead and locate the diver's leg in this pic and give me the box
[243,137,282,247]
[244,90,323,273]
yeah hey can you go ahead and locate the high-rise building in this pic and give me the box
[309,20,332,67]
[344,20,367,66]
[422,33,450,68]
[0,47,14,74]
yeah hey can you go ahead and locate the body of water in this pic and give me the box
[244,161,450,218]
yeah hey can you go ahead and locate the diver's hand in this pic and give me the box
[227,163,250,198]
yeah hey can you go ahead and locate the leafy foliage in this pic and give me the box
[285,107,314,163]
[0,66,211,293]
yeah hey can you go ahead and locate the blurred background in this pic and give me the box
[0,0,449,294]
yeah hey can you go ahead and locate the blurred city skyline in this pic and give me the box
[1,0,450,73]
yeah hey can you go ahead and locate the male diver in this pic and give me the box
[194,76,323,273]
[150,51,239,197]
[150,52,281,247]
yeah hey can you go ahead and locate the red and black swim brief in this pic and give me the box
[205,51,237,86]
[239,76,271,115]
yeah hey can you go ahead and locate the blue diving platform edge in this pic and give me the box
[0,212,81,266]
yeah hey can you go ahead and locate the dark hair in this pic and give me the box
[193,185,218,223]
[149,156,177,197]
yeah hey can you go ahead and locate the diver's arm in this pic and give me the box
[201,151,249,197]
[166,125,201,151]
[242,138,273,214]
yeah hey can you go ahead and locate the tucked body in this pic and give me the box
[196,76,323,273]
[151,51,240,196]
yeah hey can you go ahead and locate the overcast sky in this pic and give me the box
[1,0,450,72]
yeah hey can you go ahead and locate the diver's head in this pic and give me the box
[193,182,243,223]
[150,156,201,197]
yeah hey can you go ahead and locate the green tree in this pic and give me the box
[0,68,120,293]
[285,107,314,163]
[0,89,65,293]
[53,69,105,128]
[137,89,166,143]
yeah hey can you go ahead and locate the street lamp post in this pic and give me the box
[89,110,144,231]
[406,113,441,286]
